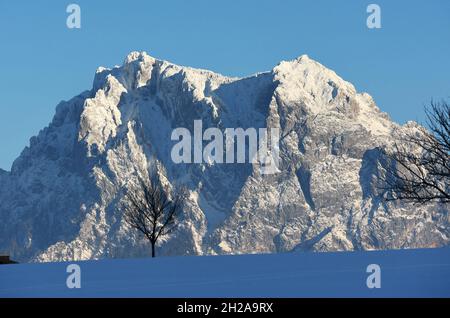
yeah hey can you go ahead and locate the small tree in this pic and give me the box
[383,100,450,204]
[123,173,186,257]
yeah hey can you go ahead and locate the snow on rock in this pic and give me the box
[0,52,448,262]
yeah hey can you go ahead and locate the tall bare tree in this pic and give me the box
[122,173,186,257]
[383,100,450,204]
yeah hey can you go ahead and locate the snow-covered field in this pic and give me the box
[0,248,449,297]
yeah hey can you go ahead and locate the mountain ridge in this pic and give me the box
[0,51,448,262]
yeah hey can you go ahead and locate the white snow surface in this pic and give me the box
[1,248,449,297]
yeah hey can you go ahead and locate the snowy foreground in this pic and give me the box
[0,248,449,298]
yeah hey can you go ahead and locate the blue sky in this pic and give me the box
[0,0,449,170]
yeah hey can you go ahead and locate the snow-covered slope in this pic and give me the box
[0,52,448,262]
[1,248,449,297]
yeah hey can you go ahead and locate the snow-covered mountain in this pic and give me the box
[0,52,448,262]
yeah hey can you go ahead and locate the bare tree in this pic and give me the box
[122,173,186,257]
[383,100,450,204]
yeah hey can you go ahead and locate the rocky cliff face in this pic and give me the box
[0,52,448,262]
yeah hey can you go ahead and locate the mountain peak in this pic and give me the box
[0,52,445,263]
[124,51,155,64]
[296,54,310,61]
[273,53,334,77]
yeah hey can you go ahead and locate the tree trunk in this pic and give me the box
[151,241,156,258]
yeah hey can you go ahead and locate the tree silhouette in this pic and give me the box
[383,100,450,204]
[123,173,186,257]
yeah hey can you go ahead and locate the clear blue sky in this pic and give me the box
[0,0,449,170]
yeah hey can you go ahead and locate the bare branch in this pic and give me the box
[122,171,186,257]
[382,100,450,204]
